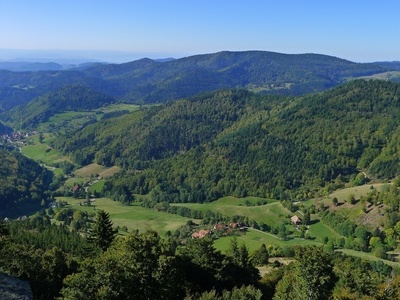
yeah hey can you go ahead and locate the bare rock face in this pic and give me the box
[0,273,33,300]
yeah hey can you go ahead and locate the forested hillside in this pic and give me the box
[0,69,114,112]
[0,85,115,129]
[0,121,11,134]
[0,146,52,214]
[0,51,390,112]
[52,80,400,202]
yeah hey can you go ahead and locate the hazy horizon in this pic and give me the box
[1,48,399,65]
[1,1,400,64]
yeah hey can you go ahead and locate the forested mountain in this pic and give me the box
[52,80,400,202]
[0,51,391,112]
[0,146,52,214]
[83,51,386,103]
[0,85,115,129]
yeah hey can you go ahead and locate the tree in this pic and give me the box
[87,210,117,252]
[195,285,263,300]
[303,211,311,225]
[273,246,335,300]
[0,219,10,249]
[61,230,184,300]
[251,244,269,266]
[295,246,335,300]
[348,193,356,205]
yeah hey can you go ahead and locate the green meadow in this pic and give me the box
[22,143,68,166]
[36,104,140,133]
[173,196,290,227]
[337,249,400,268]
[328,183,389,203]
[57,197,195,235]
[214,229,321,253]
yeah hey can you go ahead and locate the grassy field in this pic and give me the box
[89,179,106,193]
[337,249,400,268]
[353,71,400,81]
[22,142,69,166]
[314,183,391,230]
[329,183,389,203]
[173,196,290,227]
[34,104,141,134]
[98,103,140,113]
[214,229,321,253]
[54,196,322,252]
[72,163,105,178]
[57,197,195,235]
[308,219,343,242]
[173,196,345,243]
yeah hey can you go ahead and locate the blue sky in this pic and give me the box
[0,0,399,62]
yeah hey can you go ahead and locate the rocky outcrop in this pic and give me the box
[0,273,32,300]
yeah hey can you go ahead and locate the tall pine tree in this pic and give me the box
[87,210,117,252]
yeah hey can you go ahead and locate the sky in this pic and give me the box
[0,0,399,63]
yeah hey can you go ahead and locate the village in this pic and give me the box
[0,130,37,147]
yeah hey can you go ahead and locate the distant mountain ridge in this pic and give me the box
[0,50,396,113]
[0,61,106,72]
[0,61,63,72]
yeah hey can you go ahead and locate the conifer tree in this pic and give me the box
[87,210,117,251]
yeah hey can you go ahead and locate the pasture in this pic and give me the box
[329,183,389,203]
[307,219,343,242]
[172,196,290,227]
[337,249,400,268]
[214,228,320,253]
[22,142,69,166]
[58,197,195,235]
[73,163,120,178]
[36,104,140,133]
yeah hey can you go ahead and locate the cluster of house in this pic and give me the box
[3,216,27,222]
[191,216,304,239]
[1,131,37,146]
[191,222,246,239]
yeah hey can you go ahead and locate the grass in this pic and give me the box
[21,138,70,177]
[352,71,400,81]
[38,111,96,132]
[37,104,141,133]
[98,166,121,178]
[73,163,120,178]
[22,143,68,166]
[337,248,400,268]
[172,197,290,227]
[329,183,389,203]
[214,229,320,253]
[57,197,195,235]
[314,183,391,230]
[307,219,343,242]
[98,103,140,113]
[89,180,106,193]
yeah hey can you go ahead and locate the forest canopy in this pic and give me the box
[51,80,400,202]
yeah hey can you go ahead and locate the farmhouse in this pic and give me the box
[291,215,302,225]
[191,229,211,239]
[214,223,227,230]
[72,184,80,192]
